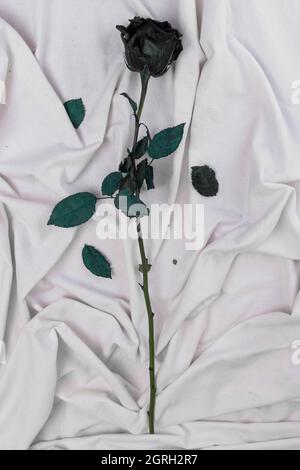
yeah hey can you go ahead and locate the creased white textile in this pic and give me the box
[0,0,299,450]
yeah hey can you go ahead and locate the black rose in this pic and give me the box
[191,165,219,197]
[116,17,183,77]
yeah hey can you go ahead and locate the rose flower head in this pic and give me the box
[116,17,183,77]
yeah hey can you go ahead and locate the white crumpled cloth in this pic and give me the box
[0,0,299,450]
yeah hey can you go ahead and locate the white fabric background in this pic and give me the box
[0,0,299,450]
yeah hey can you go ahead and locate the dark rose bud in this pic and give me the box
[191,165,219,197]
[116,17,183,77]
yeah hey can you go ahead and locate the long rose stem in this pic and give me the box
[137,227,156,434]
[130,72,156,434]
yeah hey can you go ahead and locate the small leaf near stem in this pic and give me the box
[148,123,185,159]
[115,189,149,218]
[136,159,148,191]
[139,122,152,140]
[133,136,149,159]
[101,172,123,196]
[145,165,155,190]
[121,93,138,114]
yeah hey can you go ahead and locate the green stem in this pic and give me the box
[130,72,156,434]
[132,72,150,148]
[137,228,156,434]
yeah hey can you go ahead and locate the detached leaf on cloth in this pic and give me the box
[191,165,219,197]
[82,245,112,279]
[101,172,123,196]
[121,93,137,113]
[64,98,86,129]
[48,192,97,227]
[148,123,185,159]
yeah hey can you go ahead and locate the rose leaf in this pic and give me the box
[136,159,148,191]
[145,165,155,190]
[48,192,97,228]
[64,98,86,129]
[191,165,219,197]
[101,172,123,196]
[121,93,137,113]
[82,245,112,279]
[114,189,149,218]
[133,136,148,159]
[148,123,185,159]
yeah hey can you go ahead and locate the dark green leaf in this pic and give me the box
[119,156,133,173]
[191,165,219,197]
[82,245,112,279]
[119,173,136,193]
[136,159,148,191]
[114,189,149,218]
[140,123,152,141]
[148,123,185,159]
[145,165,155,190]
[64,98,86,129]
[48,192,97,228]
[101,172,123,196]
[133,136,148,159]
[121,93,137,113]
